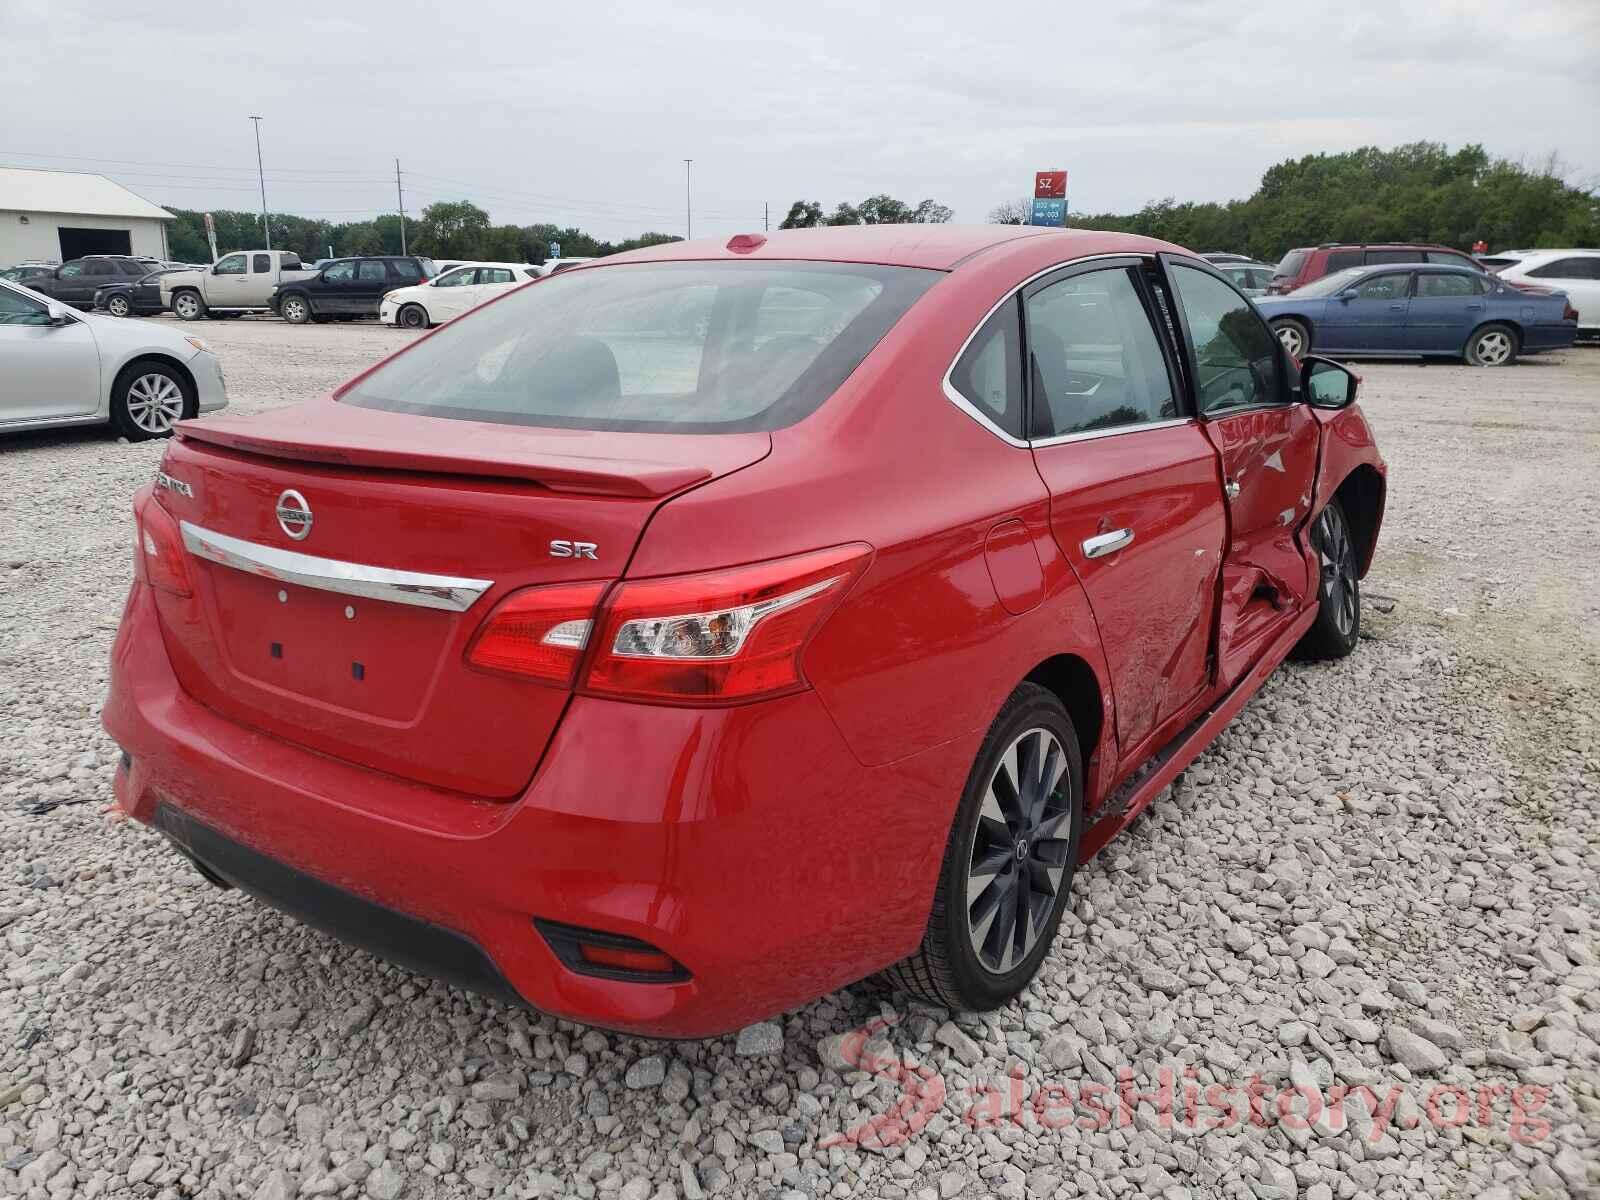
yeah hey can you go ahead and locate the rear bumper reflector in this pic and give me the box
[535,918,690,984]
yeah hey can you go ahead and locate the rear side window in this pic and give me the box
[357,261,388,281]
[948,299,1023,439]
[1424,250,1477,269]
[1025,267,1177,438]
[1365,250,1420,265]
[1326,251,1363,271]
[118,260,147,276]
[482,268,515,284]
[1416,273,1477,298]
[1168,264,1281,415]
[1528,257,1599,280]
[1273,249,1308,279]
[252,253,271,273]
[341,261,938,433]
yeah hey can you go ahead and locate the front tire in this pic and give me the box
[172,290,205,321]
[279,294,312,324]
[110,360,193,441]
[1294,497,1360,660]
[885,683,1083,1011]
[397,304,429,329]
[1271,318,1310,359]
[1465,323,1517,367]
[107,295,131,318]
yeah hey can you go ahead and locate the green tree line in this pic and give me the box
[163,200,681,265]
[991,143,1599,261]
[778,194,953,228]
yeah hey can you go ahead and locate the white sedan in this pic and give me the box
[380,262,540,329]
[0,278,227,440]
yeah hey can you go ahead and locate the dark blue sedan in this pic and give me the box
[1255,263,1578,366]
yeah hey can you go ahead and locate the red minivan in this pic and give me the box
[105,226,1386,1036]
[1267,242,1485,294]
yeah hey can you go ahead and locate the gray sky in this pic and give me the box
[4,0,1597,241]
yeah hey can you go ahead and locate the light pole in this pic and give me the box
[249,116,270,251]
[683,158,693,241]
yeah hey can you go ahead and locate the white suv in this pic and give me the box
[1495,251,1600,336]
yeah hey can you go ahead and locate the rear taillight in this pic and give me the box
[465,581,607,687]
[133,490,193,597]
[583,544,871,705]
[1564,302,1580,323]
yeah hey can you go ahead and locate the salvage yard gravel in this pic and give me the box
[2,319,1596,1199]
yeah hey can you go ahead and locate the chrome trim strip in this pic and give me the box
[940,252,1149,448]
[179,522,493,613]
[1030,416,1194,448]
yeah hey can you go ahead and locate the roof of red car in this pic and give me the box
[601,225,1185,272]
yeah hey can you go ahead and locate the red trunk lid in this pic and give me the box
[150,399,769,798]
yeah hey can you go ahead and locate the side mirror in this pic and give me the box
[45,302,74,327]
[1337,288,1359,302]
[1301,355,1359,409]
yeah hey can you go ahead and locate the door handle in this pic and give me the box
[1082,528,1134,559]
[1388,303,1405,310]
[1225,478,1241,499]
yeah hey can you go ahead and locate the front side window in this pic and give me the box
[57,263,84,278]
[0,285,50,326]
[1355,273,1410,300]
[949,299,1023,438]
[433,267,475,287]
[322,261,355,282]
[1415,273,1477,298]
[341,261,937,433]
[214,254,246,276]
[1169,264,1282,415]
[1025,267,1177,437]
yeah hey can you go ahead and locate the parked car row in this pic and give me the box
[1256,263,1578,365]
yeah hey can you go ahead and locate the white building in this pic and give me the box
[0,167,174,265]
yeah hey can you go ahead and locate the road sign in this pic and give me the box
[1035,171,1067,199]
[1030,198,1067,227]
[549,241,561,260]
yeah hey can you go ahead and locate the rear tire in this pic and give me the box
[1271,318,1310,359]
[279,293,312,324]
[110,360,193,441]
[172,290,205,321]
[1465,323,1518,367]
[1293,497,1360,660]
[398,304,429,329]
[883,683,1083,1011]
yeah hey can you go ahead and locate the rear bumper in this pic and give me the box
[103,580,969,1036]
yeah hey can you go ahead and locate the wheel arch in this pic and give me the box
[1329,463,1385,579]
[1464,318,1521,355]
[1021,654,1107,783]
[112,353,199,415]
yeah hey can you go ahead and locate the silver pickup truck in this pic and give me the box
[164,250,315,319]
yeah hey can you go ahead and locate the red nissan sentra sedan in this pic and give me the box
[104,226,1385,1037]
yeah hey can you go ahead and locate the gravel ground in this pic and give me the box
[2,319,1596,1200]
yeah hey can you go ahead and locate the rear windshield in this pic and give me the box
[1272,249,1308,279]
[1290,267,1369,297]
[341,260,939,433]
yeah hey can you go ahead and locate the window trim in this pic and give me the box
[941,252,1190,449]
[1161,256,1292,421]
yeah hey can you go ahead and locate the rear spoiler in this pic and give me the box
[176,419,720,499]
